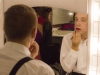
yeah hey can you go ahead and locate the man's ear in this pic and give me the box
[31,28,37,38]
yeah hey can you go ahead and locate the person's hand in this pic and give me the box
[29,41,39,59]
[71,31,81,51]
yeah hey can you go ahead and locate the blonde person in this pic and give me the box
[60,13,88,75]
[0,4,54,75]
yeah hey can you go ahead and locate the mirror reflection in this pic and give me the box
[32,6,88,75]
[3,6,88,75]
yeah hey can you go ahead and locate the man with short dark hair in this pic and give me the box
[0,4,54,75]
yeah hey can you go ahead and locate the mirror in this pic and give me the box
[1,0,88,75]
[2,4,88,74]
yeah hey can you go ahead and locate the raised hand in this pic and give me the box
[29,41,39,59]
[71,31,81,51]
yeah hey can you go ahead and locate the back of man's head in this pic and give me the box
[4,4,37,41]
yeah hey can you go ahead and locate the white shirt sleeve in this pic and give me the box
[60,33,78,73]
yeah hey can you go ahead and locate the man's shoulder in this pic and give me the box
[27,59,51,68]
[23,59,55,75]
[25,59,52,69]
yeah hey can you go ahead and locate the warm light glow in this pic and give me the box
[92,2,100,21]
[68,12,73,15]
[89,0,100,75]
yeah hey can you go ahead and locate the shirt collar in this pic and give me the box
[4,42,30,56]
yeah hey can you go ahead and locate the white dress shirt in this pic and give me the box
[60,33,87,74]
[0,42,55,75]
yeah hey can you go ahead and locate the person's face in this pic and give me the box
[74,13,88,35]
